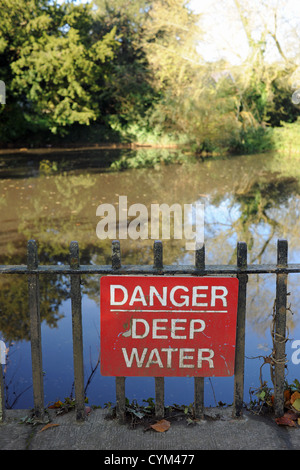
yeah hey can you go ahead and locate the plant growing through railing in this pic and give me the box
[249,378,300,426]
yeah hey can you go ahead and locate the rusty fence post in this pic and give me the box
[112,240,126,422]
[154,241,165,419]
[27,240,44,420]
[194,243,205,419]
[273,239,288,418]
[70,241,85,421]
[233,241,248,418]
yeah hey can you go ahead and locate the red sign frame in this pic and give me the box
[100,276,239,377]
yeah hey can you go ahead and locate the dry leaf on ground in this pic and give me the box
[291,392,300,405]
[48,400,63,409]
[150,419,171,433]
[290,392,300,412]
[292,398,300,412]
[38,423,60,433]
[275,414,297,427]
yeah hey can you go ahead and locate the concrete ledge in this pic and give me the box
[0,407,299,450]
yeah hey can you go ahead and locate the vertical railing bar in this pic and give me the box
[27,240,44,420]
[154,377,164,419]
[154,240,163,272]
[195,243,205,271]
[154,241,165,419]
[115,376,126,423]
[112,239,121,270]
[194,243,205,419]
[70,241,85,421]
[113,240,126,422]
[0,363,4,422]
[274,239,288,418]
[233,241,248,418]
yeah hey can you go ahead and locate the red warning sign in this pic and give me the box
[100,276,239,377]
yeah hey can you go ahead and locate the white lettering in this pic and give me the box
[150,203,182,240]
[189,319,206,338]
[118,195,128,239]
[122,347,147,367]
[96,204,116,239]
[109,284,229,308]
[184,202,204,251]
[97,197,205,251]
[128,203,148,240]
[291,340,300,365]
[179,348,195,368]
[122,347,215,369]
[104,455,139,467]
[170,286,189,306]
[129,285,147,306]
[0,340,6,365]
[171,319,187,339]
[110,285,128,305]
[192,286,208,306]
[152,319,168,339]
[197,348,214,368]
[211,286,228,307]
[161,348,178,367]
[125,318,206,339]
[146,348,163,368]
[149,286,167,306]
[132,319,150,339]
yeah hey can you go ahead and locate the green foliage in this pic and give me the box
[92,0,156,128]
[39,159,58,175]
[249,381,274,412]
[272,118,300,154]
[230,126,274,155]
[0,0,118,141]
[266,71,299,127]
[110,148,186,170]
[0,0,299,153]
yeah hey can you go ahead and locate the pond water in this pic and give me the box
[0,146,300,410]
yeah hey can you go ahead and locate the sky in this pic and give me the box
[59,0,300,75]
[189,0,300,66]
[189,0,247,64]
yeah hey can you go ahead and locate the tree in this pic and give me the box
[0,0,118,141]
[136,0,245,151]
[199,0,300,125]
[92,0,157,133]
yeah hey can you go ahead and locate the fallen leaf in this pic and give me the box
[285,409,299,420]
[275,415,297,427]
[150,419,171,433]
[39,423,60,433]
[291,391,300,404]
[48,400,63,409]
[291,398,300,412]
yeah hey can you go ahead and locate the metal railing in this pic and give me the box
[0,238,297,423]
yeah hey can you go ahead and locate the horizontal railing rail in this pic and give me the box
[0,264,299,275]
